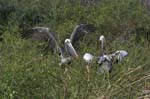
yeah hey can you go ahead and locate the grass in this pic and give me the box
[0,0,150,98]
[0,26,150,99]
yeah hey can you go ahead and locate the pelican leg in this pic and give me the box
[86,65,90,73]
[64,67,68,74]
[86,64,90,82]
[64,67,71,80]
[60,66,68,99]
[107,72,111,89]
[62,66,70,99]
[85,64,90,98]
[103,72,106,82]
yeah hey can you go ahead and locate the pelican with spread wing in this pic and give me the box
[83,35,128,72]
[22,24,96,65]
[97,35,128,73]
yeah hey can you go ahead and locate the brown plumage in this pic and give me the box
[21,24,96,65]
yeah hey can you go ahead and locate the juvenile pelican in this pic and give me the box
[59,39,78,66]
[83,35,128,72]
[21,24,96,65]
[98,35,128,88]
[97,35,128,73]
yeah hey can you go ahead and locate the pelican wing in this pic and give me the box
[113,50,128,61]
[116,50,128,57]
[21,27,60,52]
[70,24,96,45]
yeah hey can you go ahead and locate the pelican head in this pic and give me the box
[99,35,106,55]
[65,39,78,57]
[83,53,94,63]
[65,39,71,43]
[99,35,105,42]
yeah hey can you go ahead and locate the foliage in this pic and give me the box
[0,0,150,99]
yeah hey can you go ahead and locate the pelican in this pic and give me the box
[22,24,96,65]
[59,39,78,66]
[97,35,128,73]
[83,35,128,72]
[83,35,128,88]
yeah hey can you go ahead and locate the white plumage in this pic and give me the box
[99,35,105,41]
[83,53,94,63]
[113,50,128,61]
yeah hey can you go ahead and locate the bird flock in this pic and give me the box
[22,24,128,73]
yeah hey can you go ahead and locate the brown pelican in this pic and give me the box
[97,35,128,73]
[97,38,128,88]
[83,35,128,88]
[59,39,78,66]
[22,24,96,65]
[83,35,128,72]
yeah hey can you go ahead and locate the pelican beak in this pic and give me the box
[65,39,78,57]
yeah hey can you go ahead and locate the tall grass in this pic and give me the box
[0,0,150,99]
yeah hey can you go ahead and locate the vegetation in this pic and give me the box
[0,0,150,99]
